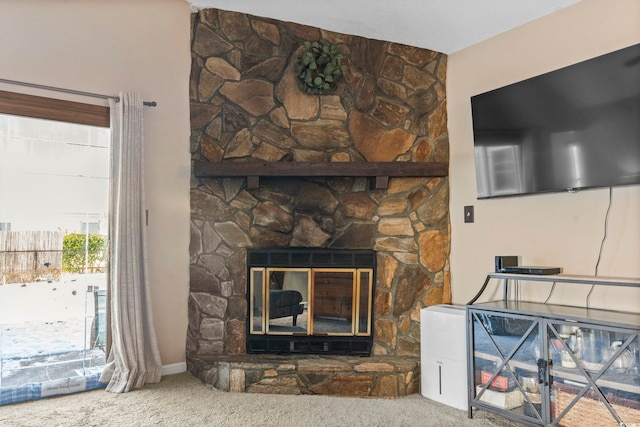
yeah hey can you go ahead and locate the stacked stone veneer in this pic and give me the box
[188,354,420,398]
[189,9,451,361]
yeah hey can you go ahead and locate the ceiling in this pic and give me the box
[187,0,581,54]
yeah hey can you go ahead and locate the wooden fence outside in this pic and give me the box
[0,231,63,284]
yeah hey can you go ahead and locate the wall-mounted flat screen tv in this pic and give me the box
[471,43,640,199]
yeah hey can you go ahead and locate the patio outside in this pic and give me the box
[0,271,107,389]
[0,112,110,396]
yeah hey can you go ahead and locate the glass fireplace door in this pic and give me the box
[249,268,373,338]
[311,269,356,335]
[250,268,311,335]
[267,269,310,334]
[356,269,373,336]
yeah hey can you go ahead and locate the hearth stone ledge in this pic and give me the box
[187,354,420,398]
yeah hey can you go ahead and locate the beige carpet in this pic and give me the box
[0,372,524,427]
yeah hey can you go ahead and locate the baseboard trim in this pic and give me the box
[162,362,187,376]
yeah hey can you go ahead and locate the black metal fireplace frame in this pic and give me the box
[246,248,376,356]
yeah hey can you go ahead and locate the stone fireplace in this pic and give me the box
[187,9,451,396]
[246,248,376,356]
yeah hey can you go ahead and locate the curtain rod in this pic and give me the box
[0,77,157,107]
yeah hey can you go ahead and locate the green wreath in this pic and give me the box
[295,41,346,95]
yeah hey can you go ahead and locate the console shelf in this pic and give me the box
[472,350,640,395]
[466,274,640,427]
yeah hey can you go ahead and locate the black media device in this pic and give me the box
[495,256,518,273]
[500,266,562,275]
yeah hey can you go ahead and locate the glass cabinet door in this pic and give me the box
[470,310,545,425]
[547,322,640,426]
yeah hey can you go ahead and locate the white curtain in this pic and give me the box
[100,93,162,392]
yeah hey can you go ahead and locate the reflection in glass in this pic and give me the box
[250,268,374,338]
[312,270,354,335]
[250,268,264,334]
[357,270,372,335]
[266,269,308,335]
[474,140,524,198]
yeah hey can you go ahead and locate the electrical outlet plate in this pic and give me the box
[464,205,474,223]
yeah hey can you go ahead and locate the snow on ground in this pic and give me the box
[1,318,91,360]
[0,273,106,359]
[0,273,106,323]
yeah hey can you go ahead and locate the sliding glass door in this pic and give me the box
[0,111,109,404]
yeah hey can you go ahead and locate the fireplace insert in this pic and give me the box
[246,248,375,356]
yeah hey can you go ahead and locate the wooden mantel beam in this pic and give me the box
[193,160,448,189]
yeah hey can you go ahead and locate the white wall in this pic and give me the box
[448,0,640,311]
[0,0,192,365]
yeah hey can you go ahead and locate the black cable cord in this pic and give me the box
[544,282,557,304]
[586,186,613,308]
